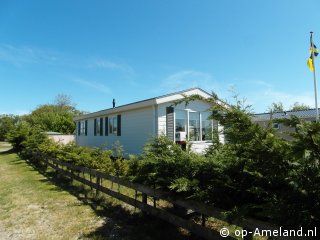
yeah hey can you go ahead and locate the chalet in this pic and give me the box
[253,108,319,140]
[74,88,225,155]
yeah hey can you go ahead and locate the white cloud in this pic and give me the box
[0,110,30,116]
[72,78,112,94]
[94,59,134,75]
[239,80,315,112]
[161,70,219,92]
[0,44,58,66]
[262,89,314,109]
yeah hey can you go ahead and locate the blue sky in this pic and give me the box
[0,0,319,115]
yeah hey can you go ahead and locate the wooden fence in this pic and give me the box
[35,153,281,240]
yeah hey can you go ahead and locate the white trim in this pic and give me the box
[74,88,214,121]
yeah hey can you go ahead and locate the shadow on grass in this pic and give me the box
[0,148,15,155]
[23,159,203,240]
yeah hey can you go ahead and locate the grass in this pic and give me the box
[0,144,104,239]
[0,143,266,240]
[0,144,198,240]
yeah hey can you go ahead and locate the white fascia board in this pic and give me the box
[74,88,218,122]
[155,88,212,105]
[74,99,157,121]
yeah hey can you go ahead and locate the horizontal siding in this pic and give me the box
[76,107,155,155]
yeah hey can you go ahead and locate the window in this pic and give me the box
[189,112,200,141]
[94,118,103,136]
[174,110,214,142]
[175,110,187,132]
[78,120,87,136]
[109,116,118,135]
[80,121,86,135]
[201,112,213,140]
[272,123,280,129]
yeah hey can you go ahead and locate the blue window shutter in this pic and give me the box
[105,117,108,136]
[100,118,103,136]
[117,115,121,136]
[85,120,88,136]
[94,119,97,136]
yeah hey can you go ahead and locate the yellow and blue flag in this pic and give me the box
[307,43,318,72]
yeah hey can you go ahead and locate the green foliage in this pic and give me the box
[0,114,20,141]
[8,91,320,229]
[290,102,310,111]
[24,104,79,134]
[278,120,320,227]
[268,102,284,112]
[6,121,32,151]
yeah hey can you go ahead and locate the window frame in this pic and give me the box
[78,120,87,136]
[174,109,214,142]
[109,116,118,135]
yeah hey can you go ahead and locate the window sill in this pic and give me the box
[189,140,213,143]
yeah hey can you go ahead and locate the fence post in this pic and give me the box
[201,214,206,227]
[89,174,93,190]
[96,176,101,196]
[142,193,148,214]
[153,183,157,208]
[142,193,147,204]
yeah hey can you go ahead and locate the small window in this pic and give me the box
[109,116,118,135]
[96,118,101,135]
[94,118,103,136]
[78,120,87,136]
[272,123,280,129]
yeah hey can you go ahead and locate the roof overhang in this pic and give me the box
[74,88,219,121]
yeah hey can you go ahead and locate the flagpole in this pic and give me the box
[310,31,319,122]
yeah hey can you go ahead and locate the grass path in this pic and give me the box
[0,143,193,240]
[0,144,105,239]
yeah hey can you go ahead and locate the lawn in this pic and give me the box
[0,144,105,239]
[0,143,194,240]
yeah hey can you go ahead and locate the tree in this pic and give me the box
[290,102,310,111]
[268,102,284,112]
[0,114,19,141]
[24,95,82,134]
[54,94,73,107]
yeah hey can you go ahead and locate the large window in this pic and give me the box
[109,116,118,135]
[174,110,214,142]
[201,112,213,140]
[189,112,201,141]
[175,110,187,132]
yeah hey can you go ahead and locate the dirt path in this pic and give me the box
[0,142,12,152]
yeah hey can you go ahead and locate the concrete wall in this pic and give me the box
[49,135,75,144]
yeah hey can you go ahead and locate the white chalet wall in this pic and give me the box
[76,106,155,155]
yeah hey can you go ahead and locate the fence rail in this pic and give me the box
[35,153,281,240]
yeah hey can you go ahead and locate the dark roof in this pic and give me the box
[74,87,214,121]
[100,87,212,112]
[253,108,320,121]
